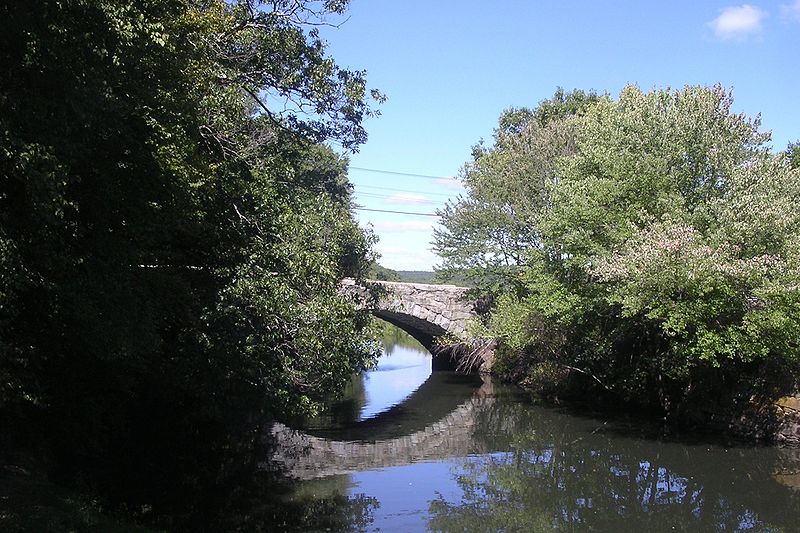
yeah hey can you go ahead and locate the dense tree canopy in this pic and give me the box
[435,86,800,415]
[0,0,382,523]
[433,89,601,294]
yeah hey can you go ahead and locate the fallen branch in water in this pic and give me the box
[559,364,612,391]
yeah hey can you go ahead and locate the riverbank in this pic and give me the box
[706,393,800,447]
[489,351,800,448]
[0,460,154,532]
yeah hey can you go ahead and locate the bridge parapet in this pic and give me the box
[341,279,473,337]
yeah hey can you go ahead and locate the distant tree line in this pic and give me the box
[367,262,402,281]
[366,263,471,285]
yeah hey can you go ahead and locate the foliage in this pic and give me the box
[401,269,464,284]
[433,89,603,297]
[365,267,468,285]
[0,0,382,525]
[377,318,426,351]
[366,262,401,281]
[788,140,800,169]
[436,85,800,415]
[0,463,156,533]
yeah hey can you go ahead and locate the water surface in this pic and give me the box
[274,322,800,532]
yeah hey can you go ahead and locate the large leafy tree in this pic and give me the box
[0,0,382,519]
[438,85,800,416]
[434,89,601,293]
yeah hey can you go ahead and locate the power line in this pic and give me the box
[353,191,444,204]
[355,184,455,197]
[354,207,439,217]
[350,166,458,181]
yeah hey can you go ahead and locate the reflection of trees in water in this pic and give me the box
[429,394,800,532]
[187,469,378,532]
[279,475,379,532]
[303,374,368,429]
[230,489,378,532]
[285,493,377,533]
[194,440,379,532]
[378,319,426,353]
[292,322,432,432]
[291,364,371,430]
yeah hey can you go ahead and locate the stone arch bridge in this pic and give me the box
[340,279,494,371]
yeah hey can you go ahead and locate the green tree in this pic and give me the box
[788,140,800,169]
[440,85,800,416]
[433,89,602,294]
[0,0,382,523]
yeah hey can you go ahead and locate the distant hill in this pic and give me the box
[366,264,470,286]
[366,262,401,281]
[365,264,437,284]
[395,270,437,284]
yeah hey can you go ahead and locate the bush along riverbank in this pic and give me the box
[488,344,800,447]
[434,87,800,444]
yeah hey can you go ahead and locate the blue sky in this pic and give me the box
[320,1,800,271]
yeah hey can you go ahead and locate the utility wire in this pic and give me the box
[354,191,443,204]
[355,184,455,197]
[354,207,439,217]
[350,166,459,181]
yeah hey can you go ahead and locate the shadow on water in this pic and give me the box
[274,378,800,532]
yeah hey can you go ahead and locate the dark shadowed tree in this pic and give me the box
[0,0,383,525]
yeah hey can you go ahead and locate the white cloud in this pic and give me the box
[380,245,414,255]
[372,220,434,232]
[378,247,439,271]
[781,0,800,22]
[709,4,766,40]
[384,193,433,205]
[435,177,465,191]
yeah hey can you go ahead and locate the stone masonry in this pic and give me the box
[339,279,477,350]
[268,396,494,480]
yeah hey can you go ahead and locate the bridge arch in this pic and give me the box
[340,279,483,369]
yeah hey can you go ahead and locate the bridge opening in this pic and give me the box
[371,311,458,371]
[340,279,477,371]
[289,319,484,442]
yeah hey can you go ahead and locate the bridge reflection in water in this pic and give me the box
[271,375,494,480]
[267,323,800,532]
[271,322,492,478]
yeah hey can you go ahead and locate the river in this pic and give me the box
[270,321,800,532]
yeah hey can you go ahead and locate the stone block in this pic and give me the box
[776,396,800,413]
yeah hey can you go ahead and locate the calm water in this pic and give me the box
[272,323,800,532]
